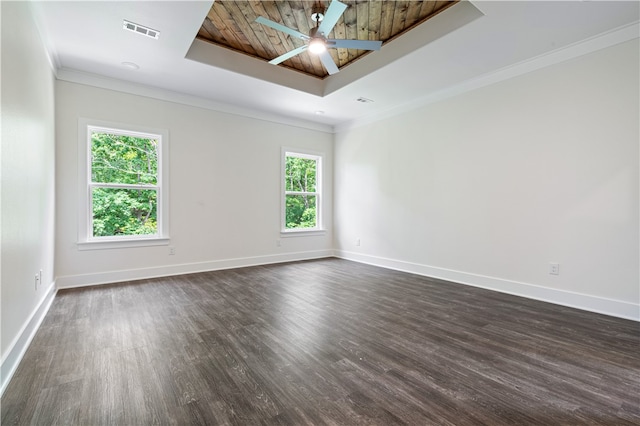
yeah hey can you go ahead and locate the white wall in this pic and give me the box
[334,39,639,320]
[1,1,57,393]
[55,81,333,287]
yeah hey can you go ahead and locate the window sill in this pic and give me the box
[78,237,170,251]
[280,229,326,238]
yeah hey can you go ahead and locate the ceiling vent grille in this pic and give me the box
[123,20,160,39]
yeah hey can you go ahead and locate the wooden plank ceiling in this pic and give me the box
[197,1,458,78]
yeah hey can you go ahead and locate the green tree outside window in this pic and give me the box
[285,154,319,229]
[91,132,159,237]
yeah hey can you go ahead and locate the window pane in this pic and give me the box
[92,187,157,237]
[91,132,158,185]
[285,156,316,192]
[285,194,316,229]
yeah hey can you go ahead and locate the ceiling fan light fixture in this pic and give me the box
[308,38,326,54]
[255,0,381,74]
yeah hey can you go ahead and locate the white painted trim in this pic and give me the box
[281,147,324,233]
[1,281,57,397]
[77,237,170,251]
[334,250,640,322]
[334,21,640,133]
[281,230,327,238]
[56,68,333,134]
[56,250,334,289]
[3,250,635,398]
[52,21,637,136]
[77,118,170,245]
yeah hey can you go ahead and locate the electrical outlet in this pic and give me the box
[276,239,281,247]
[356,238,361,247]
[168,246,176,255]
[35,272,41,290]
[549,263,560,275]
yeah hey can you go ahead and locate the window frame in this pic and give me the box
[77,118,170,250]
[281,147,325,236]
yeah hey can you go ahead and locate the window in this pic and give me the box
[282,149,323,233]
[78,119,169,249]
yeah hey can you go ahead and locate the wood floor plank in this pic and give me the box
[2,258,639,425]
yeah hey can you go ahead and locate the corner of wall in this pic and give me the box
[1,282,57,397]
[335,251,639,321]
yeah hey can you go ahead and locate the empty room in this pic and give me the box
[1,0,638,424]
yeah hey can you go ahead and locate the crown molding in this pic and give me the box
[51,18,639,136]
[333,21,639,134]
[55,68,334,134]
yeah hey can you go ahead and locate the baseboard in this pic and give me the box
[334,250,639,322]
[56,250,334,289]
[1,281,57,397]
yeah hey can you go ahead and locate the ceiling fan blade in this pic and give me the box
[328,39,383,51]
[255,16,309,41]
[318,50,339,75]
[317,0,348,36]
[269,45,309,65]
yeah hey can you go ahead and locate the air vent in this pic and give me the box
[356,97,374,103]
[123,20,160,39]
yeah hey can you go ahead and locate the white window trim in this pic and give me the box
[77,118,170,250]
[281,147,325,236]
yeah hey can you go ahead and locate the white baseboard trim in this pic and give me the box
[1,281,57,397]
[56,250,334,289]
[334,250,639,322]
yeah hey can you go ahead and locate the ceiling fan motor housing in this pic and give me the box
[309,27,323,38]
[255,0,382,75]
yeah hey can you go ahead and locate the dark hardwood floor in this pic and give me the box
[2,258,639,425]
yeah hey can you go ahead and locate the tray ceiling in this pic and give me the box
[197,1,457,78]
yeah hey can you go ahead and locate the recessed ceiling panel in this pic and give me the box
[197,0,458,78]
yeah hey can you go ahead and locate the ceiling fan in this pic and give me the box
[255,0,383,75]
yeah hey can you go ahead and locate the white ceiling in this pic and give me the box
[31,1,639,132]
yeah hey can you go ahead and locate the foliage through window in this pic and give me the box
[284,151,321,231]
[88,127,163,238]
